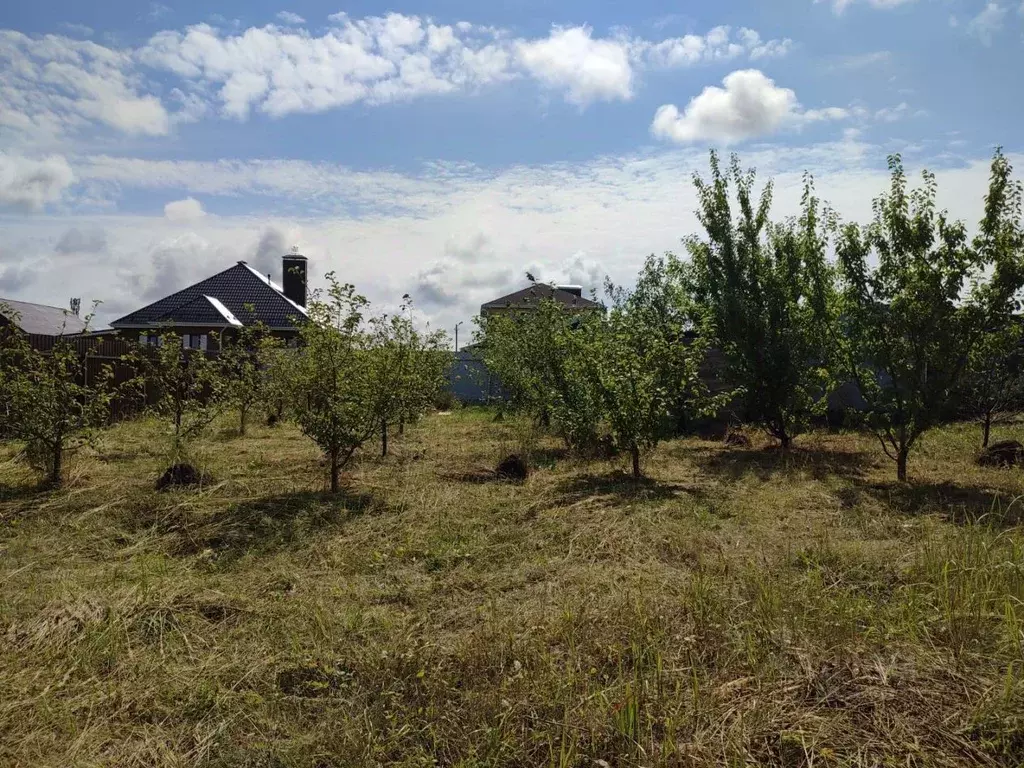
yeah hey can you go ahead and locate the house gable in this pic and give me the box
[480,284,601,315]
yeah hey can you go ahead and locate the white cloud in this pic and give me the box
[249,227,293,277]
[75,155,463,216]
[966,2,1007,45]
[0,152,75,211]
[55,226,107,253]
[0,259,41,294]
[820,0,916,14]
[61,23,94,38]
[137,15,509,119]
[651,69,848,145]
[413,234,518,309]
[0,15,796,140]
[874,102,914,122]
[133,15,792,116]
[640,25,791,68]
[517,27,633,105]
[742,30,794,60]
[148,3,172,21]
[164,197,206,220]
[831,50,891,70]
[0,30,171,143]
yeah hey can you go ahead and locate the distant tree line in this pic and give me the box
[479,149,1024,481]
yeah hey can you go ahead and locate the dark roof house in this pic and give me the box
[0,298,87,336]
[480,283,602,316]
[110,252,308,335]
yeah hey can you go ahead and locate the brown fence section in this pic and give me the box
[23,333,184,423]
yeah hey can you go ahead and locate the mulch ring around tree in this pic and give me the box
[495,454,529,481]
[976,440,1024,468]
[155,463,210,491]
[723,430,752,447]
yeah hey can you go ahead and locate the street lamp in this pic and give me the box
[455,321,464,352]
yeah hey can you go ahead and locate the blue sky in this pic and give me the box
[1,0,1022,332]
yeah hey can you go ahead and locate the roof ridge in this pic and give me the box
[239,262,308,317]
[0,297,76,313]
[204,295,243,327]
[482,284,600,307]
[110,262,249,326]
[150,293,214,323]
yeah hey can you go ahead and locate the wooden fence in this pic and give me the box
[21,333,212,424]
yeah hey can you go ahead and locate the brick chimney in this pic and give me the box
[282,248,307,308]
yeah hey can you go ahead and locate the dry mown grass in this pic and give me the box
[2,410,1024,767]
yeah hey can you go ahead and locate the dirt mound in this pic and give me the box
[723,430,752,447]
[155,463,207,491]
[976,440,1024,468]
[495,454,529,481]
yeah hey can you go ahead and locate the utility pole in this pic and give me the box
[455,321,463,352]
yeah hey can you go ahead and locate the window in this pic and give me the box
[182,334,208,351]
[139,333,163,347]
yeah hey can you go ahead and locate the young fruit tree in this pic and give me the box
[364,297,450,456]
[287,275,381,492]
[685,152,836,448]
[216,317,284,436]
[479,297,604,451]
[393,309,451,437]
[130,330,225,453]
[959,322,1024,448]
[0,311,116,487]
[835,150,1024,481]
[592,260,717,478]
[366,310,407,457]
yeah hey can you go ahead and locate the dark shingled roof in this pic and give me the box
[481,284,601,314]
[110,262,306,330]
[0,298,87,336]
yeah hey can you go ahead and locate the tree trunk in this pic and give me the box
[239,405,247,436]
[51,439,62,487]
[330,449,340,493]
[675,406,688,436]
[896,446,909,482]
[399,414,405,435]
[631,444,641,479]
[982,412,992,449]
[779,432,792,450]
[382,420,389,457]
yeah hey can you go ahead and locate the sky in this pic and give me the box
[1,0,1022,336]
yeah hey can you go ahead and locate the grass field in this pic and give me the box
[2,409,1024,767]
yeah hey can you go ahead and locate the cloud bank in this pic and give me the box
[0,15,793,147]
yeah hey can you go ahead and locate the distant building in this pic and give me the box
[110,251,309,350]
[447,282,601,403]
[480,283,602,317]
[0,297,87,338]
